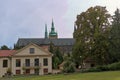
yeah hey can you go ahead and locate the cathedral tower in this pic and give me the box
[49,20,58,39]
[45,24,48,39]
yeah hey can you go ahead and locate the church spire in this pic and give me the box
[45,24,48,39]
[74,23,77,32]
[51,19,55,32]
[49,19,58,39]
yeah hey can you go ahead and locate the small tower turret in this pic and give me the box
[74,23,77,32]
[45,24,48,39]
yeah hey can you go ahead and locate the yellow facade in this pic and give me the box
[0,43,52,77]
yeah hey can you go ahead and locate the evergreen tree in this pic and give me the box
[110,8,120,62]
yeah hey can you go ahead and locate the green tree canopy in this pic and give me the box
[0,45,10,50]
[109,8,120,62]
[49,42,63,69]
[73,6,111,67]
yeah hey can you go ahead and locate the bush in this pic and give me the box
[87,65,109,72]
[108,62,120,71]
[96,65,109,71]
[87,67,101,72]
[86,61,120,72]
[63,61,76,73]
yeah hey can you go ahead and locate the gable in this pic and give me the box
[13,43,51,56]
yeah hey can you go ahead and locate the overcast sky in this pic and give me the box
[0,0,120,47]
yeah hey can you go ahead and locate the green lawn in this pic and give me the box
[1,71,120,80]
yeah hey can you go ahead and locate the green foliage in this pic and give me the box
[91,34,111,65]
[63,61,75,73]
[55,47,63,62]
[49,42,54,53]
[87,61,120,72]
[49,42,63,69]
[0,45,10,50]
[61,53,76,73]
[53,47,63,69]
[73,6,111,67]
[109,8,120,62]
[87,67,101,72]
[86,65,109,72]
[52,57,59,69]
[108,62,120,70]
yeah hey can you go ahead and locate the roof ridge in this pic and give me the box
[19,38,44,39]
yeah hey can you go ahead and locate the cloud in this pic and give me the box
[0,0,68,47]
[0,0,120,47]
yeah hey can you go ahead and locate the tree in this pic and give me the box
[49,42,63,69]
[52,47,63,69]
[109,8,120,62]
[92,34,111,65]
[63,54,76,73]
[49,42,54,53]
[55,47,63,63]
[73,6,111,67]
[63,60,76,73]
[0,45,10,50]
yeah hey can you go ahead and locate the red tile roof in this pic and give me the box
[0,50,16,57]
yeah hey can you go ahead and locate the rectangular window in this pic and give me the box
[43,58,48,66]
[30,48,35,53]
[34,69,39,75]
[43,68,48,74]
[16,59,21,67]
[3,60,8,67]
[16,70,21,74]
[26,69,30,74]
[34,58,39,66]
[25,59,30,67]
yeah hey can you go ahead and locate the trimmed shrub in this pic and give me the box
[86,61,120,72]
[87,67,101,72]
[96,65,109,71]
[87,65,109,72]
[108,62,120,71]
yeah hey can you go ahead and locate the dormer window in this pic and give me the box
[30,48,35,54]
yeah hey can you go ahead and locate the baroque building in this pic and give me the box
[0,43,52,77]
[16,20,75,54]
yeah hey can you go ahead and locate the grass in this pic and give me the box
[1,71,120,80]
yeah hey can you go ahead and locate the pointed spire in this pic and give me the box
[49,19,58,39]
[45,24,48,39]
[51,19,55,32]
[45,24,47,32]
[74,23,77,32]
[52,19,54,29]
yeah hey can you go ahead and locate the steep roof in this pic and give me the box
[0,50,16,57]
[17,38,75,47]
